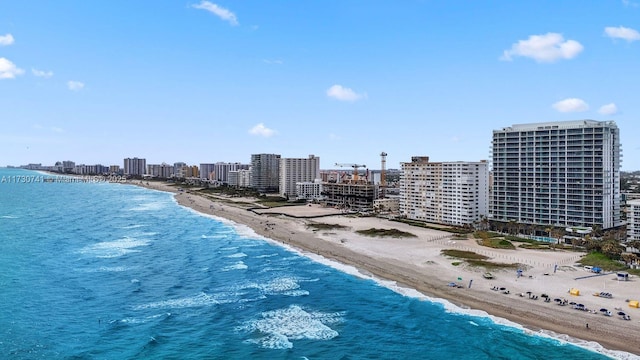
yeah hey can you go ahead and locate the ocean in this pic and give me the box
[0,167,631,359]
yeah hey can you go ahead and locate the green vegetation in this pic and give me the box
[356,228,417,238]
[473,231,502,239]
[441,249,488,260]
[504,235,533,242]
[441,249,521,270]
[518,242,552,250]
[307,223,348,231]
[478,238,516,249]
[391,218,471,234]
[466,260,521,270]
[199,185,260,197]
[578,252,628,272]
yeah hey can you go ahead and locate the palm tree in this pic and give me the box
[621,253,637,266]
[551,228,566,245]
[584,236,601,253]
[627,240,640,253]
[601,240,623,260]
[592,224,603,238]
[507,220,518,235]
[480,216,490,231]
[571,237,581,250]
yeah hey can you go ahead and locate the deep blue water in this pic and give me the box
[0,168,629,359]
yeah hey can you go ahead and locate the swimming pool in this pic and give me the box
[529,236,557,243]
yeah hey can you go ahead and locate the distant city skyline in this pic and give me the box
[1,2,639,170]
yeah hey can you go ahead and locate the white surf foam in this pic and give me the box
[119,224,147,229]
[255,253,278,259]
[78,237,151,258]
[201,234,228,240]
[128,201,166,211]
[133,292,219,310]
[225,252,247,258]
[118,313,170,324]
[153,188,634,359]
[241,305,342,349]
[0,215,18,219]
[222,261,248,271]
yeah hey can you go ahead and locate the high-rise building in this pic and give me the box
[399,156,489,226]
[109,165,121,175]
[250,154,281,193]
[146,163,173,178]
[491,120,622,230]
[62,160,75,173]
[627,199,640,241]
[213,162,250,184]
[279,155,320,198]
[124,157,146,176]
[200,163,216,181]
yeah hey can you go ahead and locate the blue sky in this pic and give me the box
[1,1,639,170]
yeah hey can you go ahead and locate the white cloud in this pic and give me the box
[192,1,238,26]
[326,84,366,102]
[262,59,283,65]
[622,0,639,7]
[32,68,54,78]
[552,98,589,113]
[248,123,276,137]
[329,133,341,140]
[31,124,64,133]
[67,80,85,91]
[501,33,583,63]
[598,103,618,115]
[0,57,24,79]
[0,33,14,46]
[604,26,640,42]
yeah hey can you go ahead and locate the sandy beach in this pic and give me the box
[134,180,640,357]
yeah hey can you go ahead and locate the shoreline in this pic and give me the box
[133,180,639,358]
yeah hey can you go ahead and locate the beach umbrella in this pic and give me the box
[600,308,608,312]
[618,311,626,316]
[541,294,549,298]
[554,298,562,302]
[569,302,576,305]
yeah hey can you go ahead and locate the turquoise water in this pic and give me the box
[531,236,558,243]
[0,168,630,359]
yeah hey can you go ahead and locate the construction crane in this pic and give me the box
[335,163,366,182]
[380,152,387,198]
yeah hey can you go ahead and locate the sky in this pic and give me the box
[1,1,639,170]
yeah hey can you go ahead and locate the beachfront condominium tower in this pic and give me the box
[279,155,321,199]
[212,162,250,184]
[626,199,640,241]
[491,120,622,230]
[250,153,281,193]
[399,156,489,226]
[123,157,146,176]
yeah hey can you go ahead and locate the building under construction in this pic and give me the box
[321,160,382,211]
[321,181,378,211]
